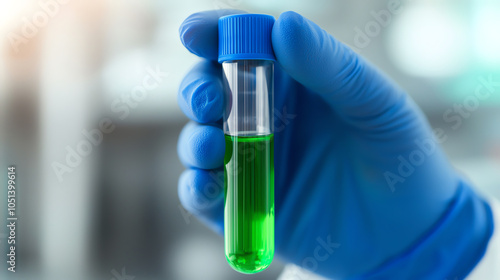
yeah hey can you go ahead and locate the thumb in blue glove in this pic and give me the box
[177,10,493,279]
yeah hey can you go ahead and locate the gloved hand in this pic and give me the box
[177,10,493,279]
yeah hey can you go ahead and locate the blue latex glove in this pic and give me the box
[177,10,493,279]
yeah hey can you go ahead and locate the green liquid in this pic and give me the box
[224,134,274,274]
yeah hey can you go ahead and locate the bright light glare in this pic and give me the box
[0,0,31,25]
[387,3,468,77]
[473,7,500,65]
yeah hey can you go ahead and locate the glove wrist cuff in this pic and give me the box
[359,181,494,279]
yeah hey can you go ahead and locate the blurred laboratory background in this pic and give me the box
[0,0,499,279]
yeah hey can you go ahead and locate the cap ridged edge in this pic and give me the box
[218,14,276,63]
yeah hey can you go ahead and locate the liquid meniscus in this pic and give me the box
[224,134,274,274]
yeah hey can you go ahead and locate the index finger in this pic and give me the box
[179,9,247,60]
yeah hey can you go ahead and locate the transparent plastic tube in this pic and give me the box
[222,59,274,273]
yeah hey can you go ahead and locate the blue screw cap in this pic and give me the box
[218,14,276,63]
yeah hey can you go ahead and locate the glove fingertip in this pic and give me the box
[273,10,345,94]
[179,12,217,60]
[178,169,224,232]
[179,10,248,60]
[178,122,225,170]
[189,80,224,124]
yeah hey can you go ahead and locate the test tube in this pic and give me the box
[218,14,275,273]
